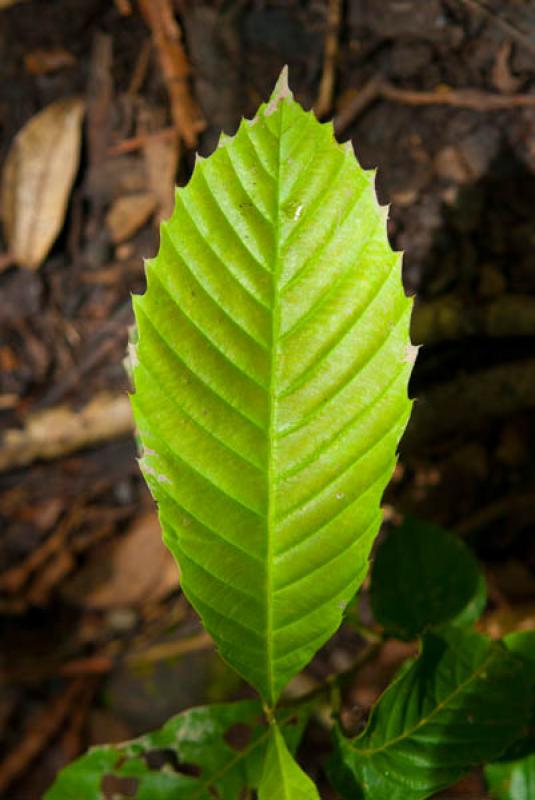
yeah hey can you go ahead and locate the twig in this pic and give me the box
[334,79,535,134]
[314,0,342,118]
[0,680,89,795]
[127,630,213,665]
[456,0,535,58]
[107,126,175,157]
[334,79,382,134]
[380,82,535,111]
[127,37,152,97]
[137,0,204,148]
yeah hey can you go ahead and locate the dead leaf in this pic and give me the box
[106,191,156,243]
[24,48,76,75]
[65,513,178,609]
[1,97,85,270]
[492,42,522,94]
[143,132,179,221]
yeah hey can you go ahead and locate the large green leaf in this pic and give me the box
[130,68,414,704]
[328,628,530,800]
[258,723,320,799]
[44,700,308,800]
[370,518,485,639]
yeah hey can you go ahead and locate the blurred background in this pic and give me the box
[0,1,534,797]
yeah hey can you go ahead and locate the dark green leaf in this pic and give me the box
[45,700,307,800]
[370,518,485,639]
[484,629,535,795]
[329,628,529,800]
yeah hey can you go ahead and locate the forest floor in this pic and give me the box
[0,1,534,797]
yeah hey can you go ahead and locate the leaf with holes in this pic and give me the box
[129,68,414,705]
[328,628,530,800]
[44,700,309,800]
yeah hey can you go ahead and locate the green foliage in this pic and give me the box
[370,518,485,639]
[485,630,535,799]
[44,701,309,800]
[49,72,523,800]
[329,628,530,800]
[258,723,320,799]
[486,755,535,800]
[130,68,413,706]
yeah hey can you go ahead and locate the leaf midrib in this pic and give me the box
[266,92,285,707]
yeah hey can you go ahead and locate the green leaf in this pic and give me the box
[329,628,530,800]
[45,700,308,800]
[484,629,535,796]
[370,518,485,640]
[486,755,535,800]
[500,630,535,759]
[258,723,320,799]
[130,68,414,703]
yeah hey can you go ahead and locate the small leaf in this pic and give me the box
[1,97,84,270]
[486,755,535,800]
[258,723,320,799]
[370,517,485,639]
[44,700,308,800]
[130,67,414,705]
[329,628,530,800]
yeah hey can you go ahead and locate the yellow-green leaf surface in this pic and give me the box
[258,723,319,799]
[130,69,414,705]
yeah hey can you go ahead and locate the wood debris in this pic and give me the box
[0,392,133,473]
[138,0,204,148]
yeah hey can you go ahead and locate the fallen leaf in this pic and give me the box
[64,513,178,609]
[492,42,522,94]
[105,191,156,243]
[1,97,85,270]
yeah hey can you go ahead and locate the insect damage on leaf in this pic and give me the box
[129,67,415,705]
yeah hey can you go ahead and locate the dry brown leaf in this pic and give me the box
[143,132,179,221]
[68,513,178,609]
[106,191,157,243]
[491,42,522,94]
[1,97,85,270]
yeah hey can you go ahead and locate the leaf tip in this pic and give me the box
[265,66,293,116]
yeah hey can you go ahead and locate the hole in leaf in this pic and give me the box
[224,722,252,751]
[143,748,201,777]
[102,774,138,799]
